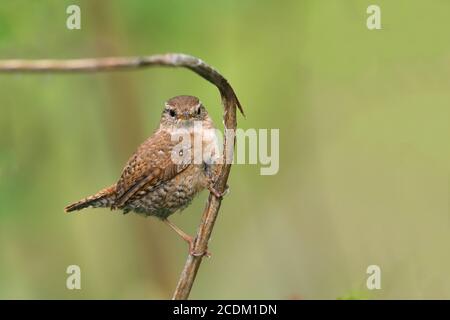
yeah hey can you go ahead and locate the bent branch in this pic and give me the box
[0,53,243,299]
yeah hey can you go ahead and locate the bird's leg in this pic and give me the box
[163,219,210,257]
[207,181,229,199]
[204,163,229,199]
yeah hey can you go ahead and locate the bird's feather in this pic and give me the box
[113,130,190,208]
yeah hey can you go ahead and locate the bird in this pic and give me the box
[65,95,225,256]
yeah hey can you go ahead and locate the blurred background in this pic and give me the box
[0,0,449,299]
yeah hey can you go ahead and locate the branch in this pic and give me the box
[0,53,243,299]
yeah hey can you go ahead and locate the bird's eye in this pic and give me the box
[196,107,201,115]
[169,109,176,117]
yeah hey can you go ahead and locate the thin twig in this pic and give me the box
[0,53,243,299]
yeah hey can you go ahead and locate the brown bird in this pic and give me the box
[65,95,224,256]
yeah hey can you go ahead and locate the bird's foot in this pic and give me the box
[207,184,229,199]
[188,238,211,258]
[163,219,211,257]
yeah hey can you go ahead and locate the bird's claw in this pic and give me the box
[188,240,211,258]
[208,184,229,199]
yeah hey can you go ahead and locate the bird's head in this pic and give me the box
[160,95,210,129]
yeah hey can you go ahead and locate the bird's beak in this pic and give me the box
[180,111,190,120]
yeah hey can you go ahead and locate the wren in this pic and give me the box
[65,95,224,256]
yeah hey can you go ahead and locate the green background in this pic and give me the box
[0,0,449,299]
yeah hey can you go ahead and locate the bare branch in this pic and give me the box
[0,54,244,116]
[0,53,243,299]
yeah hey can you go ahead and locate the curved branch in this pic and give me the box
[0,53,243,299]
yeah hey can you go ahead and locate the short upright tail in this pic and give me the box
[65,185,116,213]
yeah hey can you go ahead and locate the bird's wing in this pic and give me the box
[113,130,190,208]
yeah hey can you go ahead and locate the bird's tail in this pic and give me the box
[65,185,116,213]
